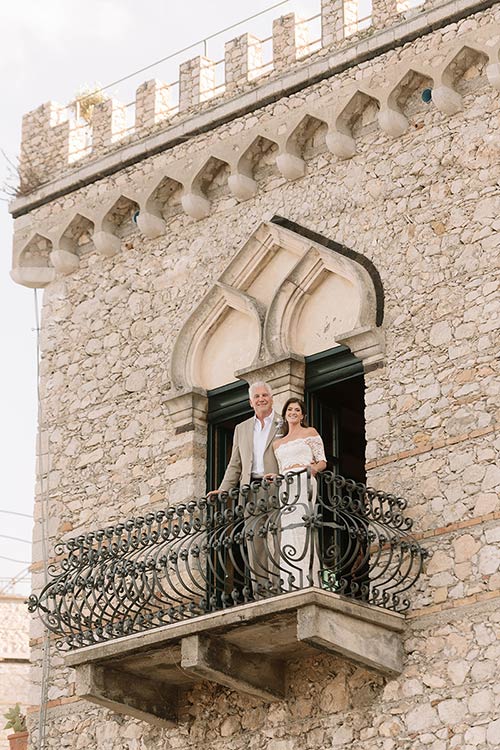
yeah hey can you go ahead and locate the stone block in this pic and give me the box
[405,703,440,732]
[135,79,170,133]
[437,697,466,725]
[179,56,216,111]
[321,0,344,47]
[225,34,262,92]
[92,98,127,155]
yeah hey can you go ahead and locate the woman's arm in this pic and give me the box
[310,458,327,476]
[306,430,327,476]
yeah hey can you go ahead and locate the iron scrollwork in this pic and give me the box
[28,472,427,651]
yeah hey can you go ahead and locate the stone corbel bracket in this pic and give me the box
[180,151,230,220]
[66,588,405,727]
[50,222,82,275]
[376,62,435,137]
[10,231,56,288]
[48,211,97,274]
[136,165,185,236]
[431,42,491,115]
[91,189,141,259]
[12,25,500,286]
[274,111,309,181]
[134,176,167,239]
[323,88,380,160]
[226,133,264,202]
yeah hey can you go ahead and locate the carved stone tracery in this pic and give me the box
[166,218,384,426]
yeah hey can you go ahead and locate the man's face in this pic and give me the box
[250,387,273,419]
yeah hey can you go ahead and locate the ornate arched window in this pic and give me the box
[166,216,384,490]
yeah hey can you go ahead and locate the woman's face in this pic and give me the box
[285,401,303,427]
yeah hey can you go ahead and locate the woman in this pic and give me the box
[266,398,326,590]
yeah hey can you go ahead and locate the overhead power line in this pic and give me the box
[0,534,31,544]
[77,0,292,102]
[0,509,32,519]
[0,555,31,565]
[0,565,32,596]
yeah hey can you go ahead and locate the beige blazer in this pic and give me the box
[219,411,280,492]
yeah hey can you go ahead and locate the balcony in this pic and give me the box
[29,472,427,726]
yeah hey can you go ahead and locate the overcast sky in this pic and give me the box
[0,0,320,592]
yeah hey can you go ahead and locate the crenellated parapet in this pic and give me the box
[10,16,500,288]
[15,0,495,192]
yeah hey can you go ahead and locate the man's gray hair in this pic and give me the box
[248,381,273,399]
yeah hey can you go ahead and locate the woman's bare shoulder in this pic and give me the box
[304,427,320,437]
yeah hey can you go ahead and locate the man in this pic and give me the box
[211,381,280,595]
[218,381,280,492]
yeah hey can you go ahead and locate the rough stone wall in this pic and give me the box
[14,0,434,184]
[12,3,500,750]
[0,597,30,750]
[29,603,500,748]
[13,0,492,194]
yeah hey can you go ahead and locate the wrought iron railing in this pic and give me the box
[28,471,427,651]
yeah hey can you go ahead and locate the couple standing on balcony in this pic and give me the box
[210,381,327,596]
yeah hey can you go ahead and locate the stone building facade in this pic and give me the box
[10,0,500,748]
[0,596,30,750]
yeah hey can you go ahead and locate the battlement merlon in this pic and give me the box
[14,0,496,199]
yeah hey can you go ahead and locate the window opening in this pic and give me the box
[206,381,253,606]
[305,345,368,597]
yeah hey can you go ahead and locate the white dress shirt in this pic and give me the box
[251,413,274,476]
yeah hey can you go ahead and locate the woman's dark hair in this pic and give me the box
[281,398,308,436]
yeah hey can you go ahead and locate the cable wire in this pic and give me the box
[0,534,31,544]
[0,555,31,564]
[76,0,292,102]
[0,565,32,596]
[0,509,32,518]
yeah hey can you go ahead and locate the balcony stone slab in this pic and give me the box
[65,588,405,726]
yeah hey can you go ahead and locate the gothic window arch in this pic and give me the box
[170,215,384,396]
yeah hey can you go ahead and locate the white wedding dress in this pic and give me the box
[274,436,326,589]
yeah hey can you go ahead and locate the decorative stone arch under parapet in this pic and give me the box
[166,217,385,431]
[10,231,56,288]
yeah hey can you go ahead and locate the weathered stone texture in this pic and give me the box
[10,3,500,750]
[0,597,29,660]
[26,603,500,749]
[0,597,30,750]
[14,0,498,183]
